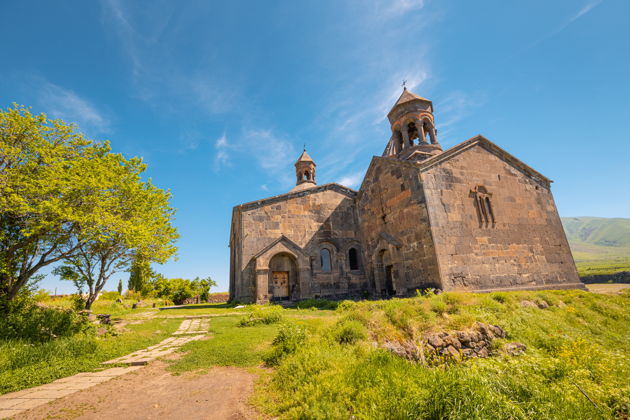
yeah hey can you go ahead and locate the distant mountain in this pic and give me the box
[562,217,630,248]
[561,217,630,276]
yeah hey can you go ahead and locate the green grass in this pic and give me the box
[169,308,337,373]
[168,316,281,371]
[155,302,249,317]
[560,216,630,277]
[0,317,181,394]
[576,257,630,277]
[255,290,630,419]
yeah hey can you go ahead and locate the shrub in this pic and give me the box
[70,294,86,311]
[336,300,357,312]
[297,299,338,310]
[429,297,447,314]
[99,291,121,301]
[32,289,52,303]
[332,320,368,345]
[490,291,509,304]
[238,305,283,327]
[0,296,92,342]
[263,323,307,366]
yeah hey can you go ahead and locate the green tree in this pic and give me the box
[52,151,178,309]
[1,104,178,307]
[1,105,114,301]
[168,278,194,305]
[127,255,153,296]
[191,276,217,302]
[117,279,123,295]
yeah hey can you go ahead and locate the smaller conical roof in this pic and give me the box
[295,150,314,164]
[388,88,432,116]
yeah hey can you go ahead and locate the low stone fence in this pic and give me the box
[580,271,630,284]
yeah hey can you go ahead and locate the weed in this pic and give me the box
[331,320,368,345]
[264,323,307,366]
[238,305,284,327]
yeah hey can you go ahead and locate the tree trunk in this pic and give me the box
[84,294,96,310]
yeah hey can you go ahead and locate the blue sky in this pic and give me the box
[1,0,628,293]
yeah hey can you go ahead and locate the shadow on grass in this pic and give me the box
[159,303,236,311]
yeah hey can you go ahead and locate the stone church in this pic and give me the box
[229,88,584,303]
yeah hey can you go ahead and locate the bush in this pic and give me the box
[336,300,357,312]
[263,323,307,366]
[32,289,52,303]
[70,294,85,311]
[297,298,338,310]
[99,291,121,301]
[238,305,283,327]
[429,297,447,314]
[332,320,368,345]
[0,295,92,342]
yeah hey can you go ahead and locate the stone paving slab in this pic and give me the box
[173,318,209,335]
[0,366,142,419]
[0,319,208,419]
[103,334,205,365]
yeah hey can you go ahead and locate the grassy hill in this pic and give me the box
[245,291,629,419]
[561,217,630,276]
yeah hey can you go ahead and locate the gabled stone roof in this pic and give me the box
[251,234,306,260]
[235,183,357,212]
[416,135,552,187]
[358,135,552,195]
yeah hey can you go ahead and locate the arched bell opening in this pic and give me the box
[406,121,420,146]
[422,119,436,144]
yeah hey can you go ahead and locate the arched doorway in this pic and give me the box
[376,249,396,297]
[268,253,299,301]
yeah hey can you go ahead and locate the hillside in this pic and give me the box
[252,291,630,419]
[561,217,630,276]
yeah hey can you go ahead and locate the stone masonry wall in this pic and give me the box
[421,144,582,291]
[232,185,367,302]
[356,157,441,296]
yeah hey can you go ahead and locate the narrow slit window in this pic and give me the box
[348,247,359,270]
[484,197,495,225]
[471,185,495,228]
[320,248,331,272]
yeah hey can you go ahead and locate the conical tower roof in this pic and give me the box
[387,88,432,117]
[295,149,315,164]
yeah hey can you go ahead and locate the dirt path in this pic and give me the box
[15,359,259,420]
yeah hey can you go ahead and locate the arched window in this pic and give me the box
[348,247,359,270]
[320,248,331,272]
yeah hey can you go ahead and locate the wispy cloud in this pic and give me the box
[366,0,425,19]
[100,0,239,116]
[37,81,109,133]
[525,0,604,50]
[213,133,230,169]
[243,129,296,186]
[434,91,487,145]
[338,170,365,189]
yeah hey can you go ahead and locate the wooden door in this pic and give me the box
[271,271,289,299]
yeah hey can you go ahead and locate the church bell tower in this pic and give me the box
[291,148,316,192]
[382,87,442,162]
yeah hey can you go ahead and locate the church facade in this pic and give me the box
[229,89,584,303]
